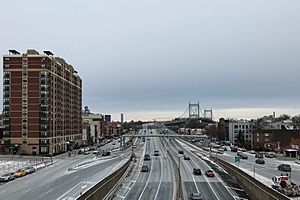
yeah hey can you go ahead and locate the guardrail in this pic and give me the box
[77,158,131,200]
[213,157,290,200]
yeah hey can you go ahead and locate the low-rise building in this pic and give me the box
[228,120,253,147]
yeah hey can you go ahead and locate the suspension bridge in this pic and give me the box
[154,102,215,126]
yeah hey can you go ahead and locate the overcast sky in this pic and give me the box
[1,0,300,121]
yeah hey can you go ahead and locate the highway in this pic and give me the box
[115,127,249,200]
[0,139,130,200]
[124,129,175,200]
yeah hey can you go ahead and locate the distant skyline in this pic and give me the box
[1,0,300,121]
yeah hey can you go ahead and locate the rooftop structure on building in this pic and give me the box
[3,49,82,155]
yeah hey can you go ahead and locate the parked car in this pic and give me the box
[83,151,90,155]
[154,150,159,156]
[178,150,184,154]
[102,151,111,156]
[255,159,265,165]
[184,155,190,160]
[144,154,151,161]
[205,170,215,177]
[193,168,202,175]
[0,172,16,182]
[92,150,99,155]
[190,193,202,200]
[15,169,27,178]
[24,166,35,174]
[237,152,248,159]
[265,152,276,158]
[141,165,149,172]
[248,150,256,154]
[278,164,291,172]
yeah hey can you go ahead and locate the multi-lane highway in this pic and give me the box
[124,129,175,200]
[115,127,250,200]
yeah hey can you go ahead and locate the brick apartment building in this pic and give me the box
[3,49,82,155]
[253,128,300,152]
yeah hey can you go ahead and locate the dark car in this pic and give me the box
[255,159,265,165]
[193,168,202,175]
[184,155,190,160]
[205,170,215,177]
[190,193,202,200]
[154,150,159,156]
[102,151,111,156]
[141,165,149,172]
[178,150,184,154]
[278,164,291,172]
[144,154,151,161]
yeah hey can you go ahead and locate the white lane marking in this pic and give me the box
[180,154,200,193]
[22,189,31,194]
[0,189,8,194]
[226,186,245,191]
[57,181,83,200]
[154,138,163,200]
[123,142,146,199]
[190,158,220,200]
[178,139,236,199]
[138,138,155,200]
[45,189,53,194]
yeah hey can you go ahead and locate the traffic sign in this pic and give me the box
[235,156,240,163]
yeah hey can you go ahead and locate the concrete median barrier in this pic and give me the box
[77,158,131,200]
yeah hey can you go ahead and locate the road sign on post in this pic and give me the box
[235,156,240,163]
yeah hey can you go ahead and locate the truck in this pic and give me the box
[271,175,300,197]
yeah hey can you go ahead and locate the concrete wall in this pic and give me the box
[214,158,290,200]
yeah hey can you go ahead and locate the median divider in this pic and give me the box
[77,158,131,200]
[213,157,290,200]
[166,148,183,200]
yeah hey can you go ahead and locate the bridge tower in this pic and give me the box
[204,109,213,120]
[188,102,200,120]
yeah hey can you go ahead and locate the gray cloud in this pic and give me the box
[1,0,300,119]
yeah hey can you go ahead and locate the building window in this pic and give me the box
[4,57,9,61]
[265,133,269,137]
[41,146,48,153]
[234,125,238,129]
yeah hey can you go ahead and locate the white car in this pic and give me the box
[24,166,35,174]
[0,172,16,182]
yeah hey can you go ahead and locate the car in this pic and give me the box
[83,151,90,155]
[92,150,99,155]
[144,154,151,161]
[0,172,16,182]
[190,193,202,200]
[265,152,276,158]
[255,159,265,165]
[193,168,202,175]
[230,147,238,152]
[178,150,184,154]
[237,152,248,159]
[205,170,215,177]
[154,150,159,156]
[102,151,111,156]
[15,169,27,178]
[141,165,149,172]
[248,150,256,154]
[112,142,116,145]
[184,155,190,160]
[278,164,291,172]
[24,166,35,174]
